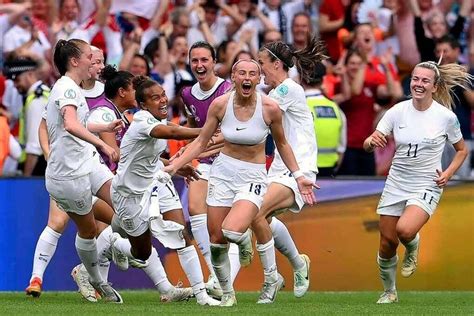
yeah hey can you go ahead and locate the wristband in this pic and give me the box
[292,170,304,179]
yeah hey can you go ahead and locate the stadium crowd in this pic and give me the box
[0,0,472,307]
[0,0,472,178]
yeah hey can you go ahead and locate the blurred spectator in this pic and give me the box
[31,0,53,36]
[0,114,21,176]
[302,62,347,177]
[375,0,399,62]
[319,0,348,64]
[407,0,472,62]
[3,10,51,60]
[215,29,255,79]
[337,45,399,176]
[262,29,282,44]
[187,0,230,46]
[162,35,195,100]
[436,35,474,178]
[3,56,49,176]
[394,0,454,89]
[291,12,312,50]
[225,0,276,52]
[0,1,31,39]
[259,0,311,44]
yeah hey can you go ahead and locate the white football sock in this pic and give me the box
[177,245,207,299]
[75,235,103,284]
[96,226,113,281]
[377,253,398,292]
[30,226,61,281]
[190,214,214,276]
[270,218,304,270]
[228,243,241,283]
[112,235,134,258]
[256,238,278,284]
[210,243,233,295]
[143,247,173,294]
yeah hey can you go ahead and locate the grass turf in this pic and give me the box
[1,291,473,315]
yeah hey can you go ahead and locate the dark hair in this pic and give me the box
[304,62,326,86]
[144,38,160,62]
[100,65,134,99]
[344,48,362,65]
[216,40,233,63]
[292,11,311,29]
[59,0,79,9]
[189,41,217,62]
[261,36,327,82]
[232,50,253,66]
[435,34,460,50]
[132,54,151,76]
[342,0,362,31]
[53,39,88,76]
[133,75,158,107]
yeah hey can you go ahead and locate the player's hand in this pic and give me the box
[100,143,119,162]
[369,133,387,148]
[176,164,201,182]
[107,119,124,133]
[434,169,451,188]
[296,176,320,206]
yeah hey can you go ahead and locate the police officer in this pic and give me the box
[3,57,49,175]
[302,62,347,177]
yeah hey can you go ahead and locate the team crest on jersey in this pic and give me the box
[102,112,114,122]
[74,199,85,209]
[64,89,77,99]
[277,84,289,96]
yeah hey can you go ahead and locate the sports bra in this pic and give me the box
[220,91,269,146]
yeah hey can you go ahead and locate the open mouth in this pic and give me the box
[241,82,252,94]
[159,104,168,115]
[195,68,206,79]
[413,87,425,94]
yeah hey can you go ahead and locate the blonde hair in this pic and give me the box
[415,61,473,110]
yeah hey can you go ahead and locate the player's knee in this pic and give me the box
[396,225,416,242]
[47,217,68,233]
[380,235,398,252]
[78,227,97,240]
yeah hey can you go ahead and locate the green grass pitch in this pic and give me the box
[1,291,473,315]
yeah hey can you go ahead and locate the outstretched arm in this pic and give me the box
[165,97,224,174]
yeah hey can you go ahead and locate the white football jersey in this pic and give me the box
[87,107,115,126]
[112,110,167,196]
[81,81,104,98]
[377,99,462,189]
[268,78,318,175]
[45,76,94,180]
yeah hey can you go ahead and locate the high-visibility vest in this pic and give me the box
[18,83,50,162]
[306,93,342,168]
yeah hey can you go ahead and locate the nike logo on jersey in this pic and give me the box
[236,127,246,131]
[398,125,406,129]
